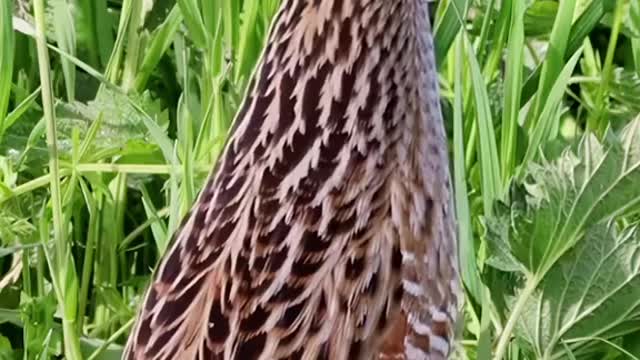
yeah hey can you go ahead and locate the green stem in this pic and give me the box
[33,0,82,358]
[77,182,100,332]
[493,276,538,360]
[593,0,625,136]
[87,317,135,360]
[0,163,214,205]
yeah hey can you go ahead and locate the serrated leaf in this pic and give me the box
[488,117,640,358]
[52,87,169,160]
[485,200,525,273]
[492,118,640,275]
[517,223,640,358]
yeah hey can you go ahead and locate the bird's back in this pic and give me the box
[124,1,461,359]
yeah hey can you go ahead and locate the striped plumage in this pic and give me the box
[123,0,461,359]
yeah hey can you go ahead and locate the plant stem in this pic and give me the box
[87,317,135,360]
[32,0,82,358]
[592,0,625,136]
[493,276,538,360]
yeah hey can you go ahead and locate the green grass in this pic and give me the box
[1,1,640,359]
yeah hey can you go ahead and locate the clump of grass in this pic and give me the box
[0,1,639,359]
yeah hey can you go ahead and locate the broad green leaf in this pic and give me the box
[494,117,640,276]
[623,0,640,38]
[488,118,640,358]
[524,1,558,37]
[0,334,14,359]
[52,88,169,159]
[517,223,640,359]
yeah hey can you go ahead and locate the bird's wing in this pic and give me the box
[123,2,409,359]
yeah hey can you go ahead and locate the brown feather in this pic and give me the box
[124,1,461,359]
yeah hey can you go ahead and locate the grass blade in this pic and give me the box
[500,0,525,183]
[52,0,76,101]
[465,35,501,215]
[177,0,208,49]
[528,0,577,127]
[0,0,14,139]
[434,0,469,65]
[134,5,183,91]
[520,48,583,177]
[453,36,480,302]
[32,0,82,357]
[521,0,605,105]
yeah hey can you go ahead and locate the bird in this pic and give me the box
[123,0,461,359]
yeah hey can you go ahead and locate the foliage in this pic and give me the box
[0,0,639,359]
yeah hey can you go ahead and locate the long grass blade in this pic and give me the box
[32,0,82,357]
[520,48,583,177]
[0,0,14,139]
[464,35,501,215]
[500,0,525,183]
[528,0,576,127]
[52,0,76,101]
[434,0,469,65]
[453,35,480,303]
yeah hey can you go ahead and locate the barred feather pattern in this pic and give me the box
[123,0,461,359]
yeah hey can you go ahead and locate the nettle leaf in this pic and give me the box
[517,223,640,358]
[489,118,640,276]
[599,68,640,125]
[54,88,169,156]
[487,117,640,357]
[485,200,525,273]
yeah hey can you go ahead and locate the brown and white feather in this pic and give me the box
[123,0,461,359]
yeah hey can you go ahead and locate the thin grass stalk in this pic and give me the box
[493,276,539,360]
[33,0,82,356]
[482,0,511,81]
[473,0,495,64]
[590,0,625,136]
[0,0,14,139]
[633,38,640,75]
[77,178,99,332]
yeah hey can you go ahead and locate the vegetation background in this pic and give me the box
[0,0,639,359]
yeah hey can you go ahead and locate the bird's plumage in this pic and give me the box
[124,0,461,359]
